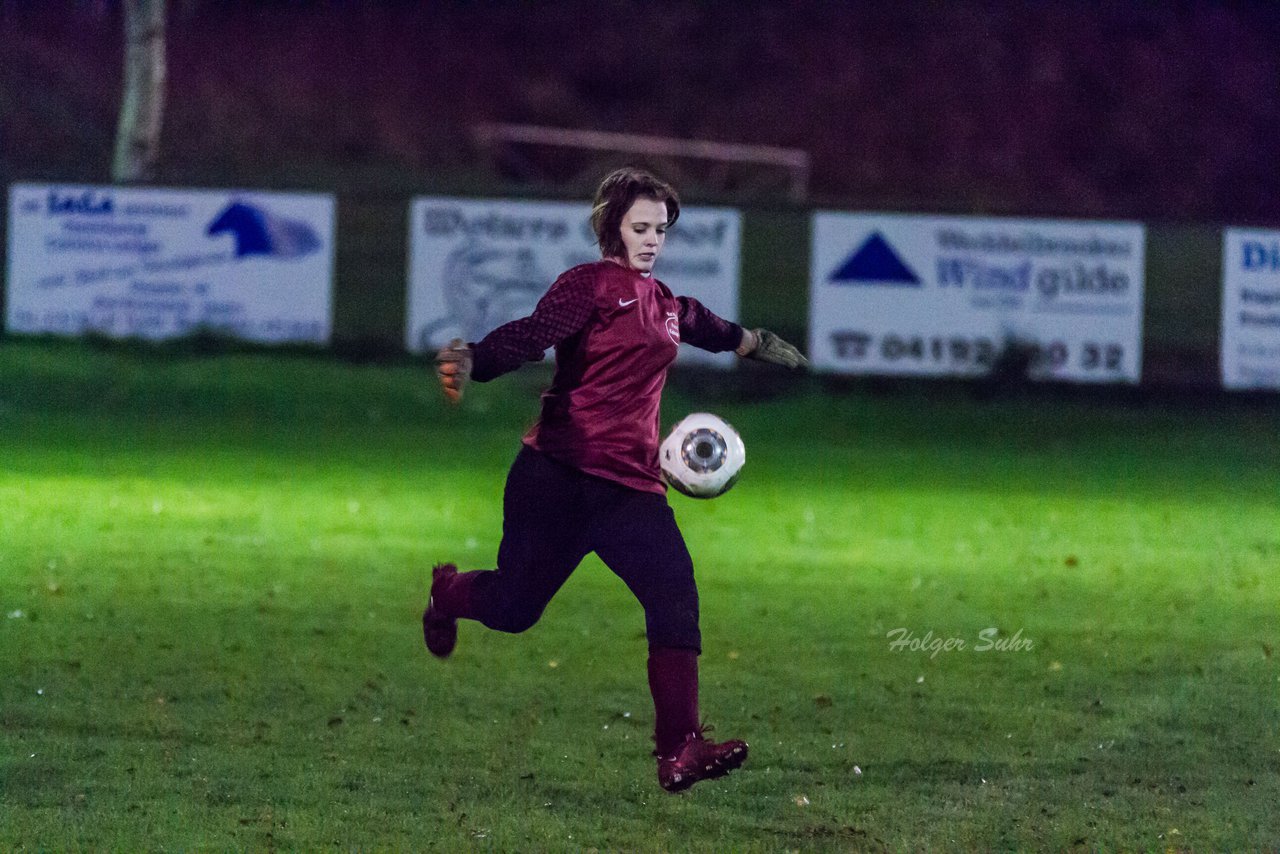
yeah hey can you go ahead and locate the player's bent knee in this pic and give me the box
[647,628,702,653]
[483,607,545,634]
[645,608,701,652]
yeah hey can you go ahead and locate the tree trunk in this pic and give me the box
[112,0,167,183]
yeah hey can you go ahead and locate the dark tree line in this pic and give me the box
[4,2,1279,221]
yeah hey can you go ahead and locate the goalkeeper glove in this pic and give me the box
[736,328,808,370]
[435,338,473,404]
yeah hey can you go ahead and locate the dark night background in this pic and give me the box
[4,1,1279,222]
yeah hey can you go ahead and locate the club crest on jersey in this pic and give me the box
[665,312,680,345]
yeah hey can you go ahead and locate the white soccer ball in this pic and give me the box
[660,412,746,499]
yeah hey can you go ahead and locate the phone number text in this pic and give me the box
[829,331,1126,372]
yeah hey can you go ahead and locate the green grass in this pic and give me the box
[1,339,1277,851]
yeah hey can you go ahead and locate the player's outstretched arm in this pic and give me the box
[736,328,808,370]
[435,338,473,404]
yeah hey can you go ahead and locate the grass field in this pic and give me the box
[1,339,1277,851]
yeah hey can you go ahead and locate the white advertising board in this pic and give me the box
[1221,229,1280,390]
[809,213,1146,383]
[406,197,740,367]
[6,184,335,343]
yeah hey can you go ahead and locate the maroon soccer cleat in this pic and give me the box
[422,563,460,658]
[655,727,749,793]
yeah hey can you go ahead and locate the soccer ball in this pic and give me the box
[659,412,746,499]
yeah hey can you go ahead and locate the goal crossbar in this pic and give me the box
[473,123,809,200]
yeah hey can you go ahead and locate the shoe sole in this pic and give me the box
[422,596,457,658]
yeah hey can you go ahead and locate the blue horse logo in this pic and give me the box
[207,201,321,259]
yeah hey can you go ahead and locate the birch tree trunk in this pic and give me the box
[112,0,167,183]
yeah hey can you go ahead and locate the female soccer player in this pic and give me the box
[424,168,806,792]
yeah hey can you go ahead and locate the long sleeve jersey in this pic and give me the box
[471,260,744,493]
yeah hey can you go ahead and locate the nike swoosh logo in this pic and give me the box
[618,298,639,307]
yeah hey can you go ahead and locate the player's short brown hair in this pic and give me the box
[590,168,681,260]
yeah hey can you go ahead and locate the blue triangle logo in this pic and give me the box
[830,232,920,285]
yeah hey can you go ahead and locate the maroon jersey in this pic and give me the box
[470,260,743,493]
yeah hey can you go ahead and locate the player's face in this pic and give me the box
[619,197,668,273]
